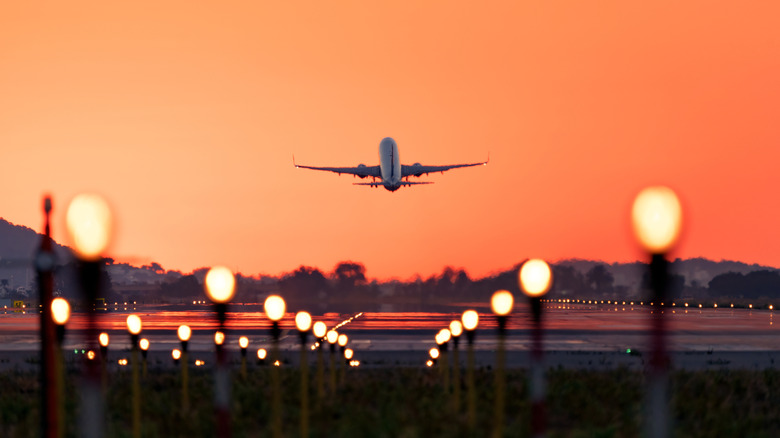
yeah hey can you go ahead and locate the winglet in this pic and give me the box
[485,152,490,165]
[292,154,298,168]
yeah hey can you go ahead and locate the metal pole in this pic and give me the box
[214,304,231,438]
[492,316,507,438]
[37,197,57,438]
[78,261,104,438]
[271,321,282,438]
[647,254,670,438]
[466,330,476,431]
[530,297,546,438]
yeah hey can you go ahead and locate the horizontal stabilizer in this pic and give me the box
[353,181,434,187]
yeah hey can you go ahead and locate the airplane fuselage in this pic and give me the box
[378,137,402,191]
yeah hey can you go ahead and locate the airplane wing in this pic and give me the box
[401,158,488,178]
[353,181,433,187]
[294,157,381,178]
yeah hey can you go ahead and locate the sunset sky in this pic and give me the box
[2,2,779,280]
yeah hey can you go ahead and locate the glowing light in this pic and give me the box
[338,334,348,347]
[118,358,128,366]
[698,304,702,309]
[437,328,451,345]
[770,305,774,310]
[426,360,433,367]
[172,349,181,360]
[65,194,113,261]
[714,303,718,308]
[631,186,683,254]
[87,350,96,360]
[177,325,192,342]
[519,259,553,297]
[344,348,354,360]
[257,348,267,360]
[195,360,205,366]
[99,332,109,347]
[313,321,327,338]
[462,310,479,331]
[491,290,514,316]
[139,338,149,351]
[295,311,312,332]
[273,360,280,366]
[214,331,225,345]
[750,304,753,309]
[264,295,286,322]
[204,266,236,303]
[429,348,440,359]
[326,330,338,344]
[126,314,142,335]
[449,320,463,337]
[239,336,249,349]
[51,298,71,325]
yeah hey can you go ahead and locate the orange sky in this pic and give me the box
[2,2,779,280]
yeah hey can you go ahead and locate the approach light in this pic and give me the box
[462,310,479,331]
[126,314,142,335]
[177,325,192,342]
[257,348,267,360]
[51,298,71,325]
[99,332,109,347]
[65,194,113,261]
[264,295,286,322]
[214,331,225,346]
[313,321,327,338]
[491,290,514,316]
[204,266,236,303]
[295,311,312,332]
[326,330,338,344]
[139,338,149,351]
[631,186,683,254]
[338,334,348,347]
[239,336,249,349]
[449,320,463,337]
[519,259,553,297]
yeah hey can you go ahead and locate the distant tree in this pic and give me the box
[550,265,587,298]
[143,262,164,273]
[160,275,201,298]
[280,266,329,300]
[709,270,780,299]
[332,262,367,292]
[585,264,614,294]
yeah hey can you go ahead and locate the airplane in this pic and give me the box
[293,137,488,192]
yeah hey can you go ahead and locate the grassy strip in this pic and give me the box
[1,367,779,437]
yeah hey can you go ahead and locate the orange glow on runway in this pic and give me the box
[2,2,779,279]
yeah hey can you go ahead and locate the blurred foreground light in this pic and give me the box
[491,290,514,316]
[273,360,280,367]
[87,350,96,360]
[437,328,451,344]
[139,338,149,351]
[257,348,267,360]
[65,194,113,261]
[338,334,348,347]
[51,297,71,325]
[344,348,354,360]
[449,320,463,337]
[172,349,181,361]
[126,314,142,335]
[99,332,109,347]
[429,347,440,359]
[214,331,225,346]
[295,311,312,332]
[177,325,192,342]
[462,310,479,331]
[205,266,236,303]
[118,358,128,366]
[313,321,327,338]
[264,295,286,321]
[426,360,433,367]
[326,330,338,344]
[631,186,683,254]
[195,360,205,366]
[519,259,553,297]
[239,336,249,349]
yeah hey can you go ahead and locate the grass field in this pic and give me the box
[1,365,779,437]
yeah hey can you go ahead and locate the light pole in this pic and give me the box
[312,321,327,403]
[66,193,112,438]
[177,324,192,412]
[631,186,683,438]
[37,196,57,438]
[238,336,249,379]
[295,311,312,438]
[436,328,451,391]
[490,290,514,438]
[449,320,463,413]
[98,332,109,393]
[519,259,553,438]
[337,333,348,386]
[264,295,286,438]
[51,297,70,438]
[126,314,142,438]
[139,338,149,379]
[326,330,339,394]
[204,266,236,438]
[462,309,479,430]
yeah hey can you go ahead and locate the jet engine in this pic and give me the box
[412,163,423,177]
[357,163,367,178]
